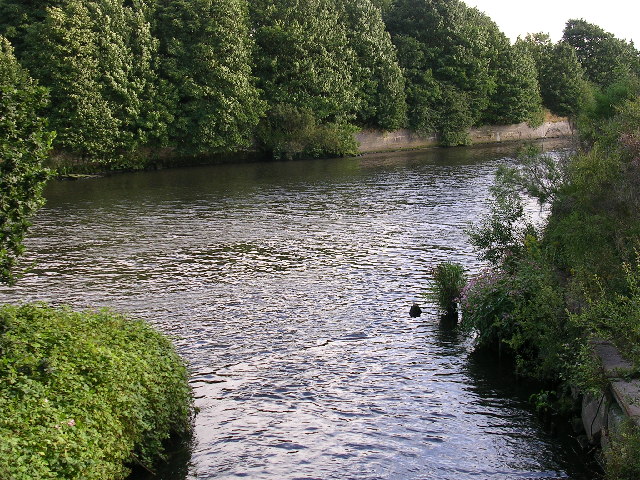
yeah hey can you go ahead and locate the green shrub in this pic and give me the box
[256,104,358,160]
[572,256,640,371]
[427,262,466,315]
[0,304,193,480]
[604,420,640,480]
[460,268,514,352]
[461,238,570,381]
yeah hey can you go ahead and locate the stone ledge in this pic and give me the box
[591,339,635,378]
[355,120,574,153]
[610,380,640,427]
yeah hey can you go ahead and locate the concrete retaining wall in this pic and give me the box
[356,120,574,153]
[581,340,640,447]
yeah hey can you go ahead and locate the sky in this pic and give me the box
[461,0,639,44]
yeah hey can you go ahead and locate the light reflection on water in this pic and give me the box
[0,140,594,479]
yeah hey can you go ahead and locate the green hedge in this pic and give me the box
[0,304,193,480]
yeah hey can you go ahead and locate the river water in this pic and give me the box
[1,140,595,479]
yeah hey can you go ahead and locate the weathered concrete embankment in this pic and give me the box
[356,120,574,153]
[50,120,574,177]
[582,340,640,448]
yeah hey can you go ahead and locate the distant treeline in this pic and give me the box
[0,0,638,166]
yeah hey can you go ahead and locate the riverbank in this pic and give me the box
[48,119,574,177]
[459,90,640,479]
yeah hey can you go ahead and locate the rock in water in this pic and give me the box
[409,304,422,318]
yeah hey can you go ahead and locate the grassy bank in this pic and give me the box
[0,304,193,480]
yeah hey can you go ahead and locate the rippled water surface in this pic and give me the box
[1,140,595,479]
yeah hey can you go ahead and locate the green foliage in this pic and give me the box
[427,262,466,314]
[461,239,570,381]
[5,1,636,166]
[540,42,589,118]
[467,151,548,267]
[573,256,640,370]
[604,420,640,480]
[528,389,576,419]
[2,0,171,164]
[563,19,640,88]
[463,146,580,381]
[27,0,121,159]
[546,96,640,291]
[519,35,588,118]
[249,0,364,157]
[577,76,640,146]
[0,36,53,284]
[256,104,358,160]
[385,0,520,144]
[156,0,264,154]
[484,41,543,126]
[0,304,193,480]
[250,0,358,123]
[463,85,640,391]
[338,0,406,130]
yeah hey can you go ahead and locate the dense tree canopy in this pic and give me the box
[156,0,264,154]
[519,34,588,118]
[0,36,52,283]
[338,0,406,130]
[563,19,640,88]
[0,0,638,162]
[384,0,541,144]
[250,0,358,123]
[483,41,542,125]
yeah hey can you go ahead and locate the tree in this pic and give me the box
[563,19,640,87]
[155,0,264,154]
[519,34,587,118]
[0,37,53,283]
[27,0,121,159]
[539,41,588,118]
[250,0,360,157]
[484,41,542,125]
[385,0,510,143]
[0,0,67,55]
[251,0,357,122]
[338,0,406,130]
[1,0,173,164]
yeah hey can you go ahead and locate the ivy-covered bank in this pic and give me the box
[0,304,193,480]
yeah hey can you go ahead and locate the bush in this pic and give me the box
[0,304,193,480]
[256,104,359,160]
[572,256,640,371]
[460,244,570,381]
[427,262,466,315]
[604,420,640,480]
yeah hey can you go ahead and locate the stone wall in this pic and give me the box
[356,120,574,153]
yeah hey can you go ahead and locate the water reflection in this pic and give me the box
[0,139,595,479]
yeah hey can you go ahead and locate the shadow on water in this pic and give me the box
[432,312,463,346]
[128,435,193,480]
[464,348,602,480]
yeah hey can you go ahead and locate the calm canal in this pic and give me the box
[1,139,596,479]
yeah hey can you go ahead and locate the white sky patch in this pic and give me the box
[461,0,639,44]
